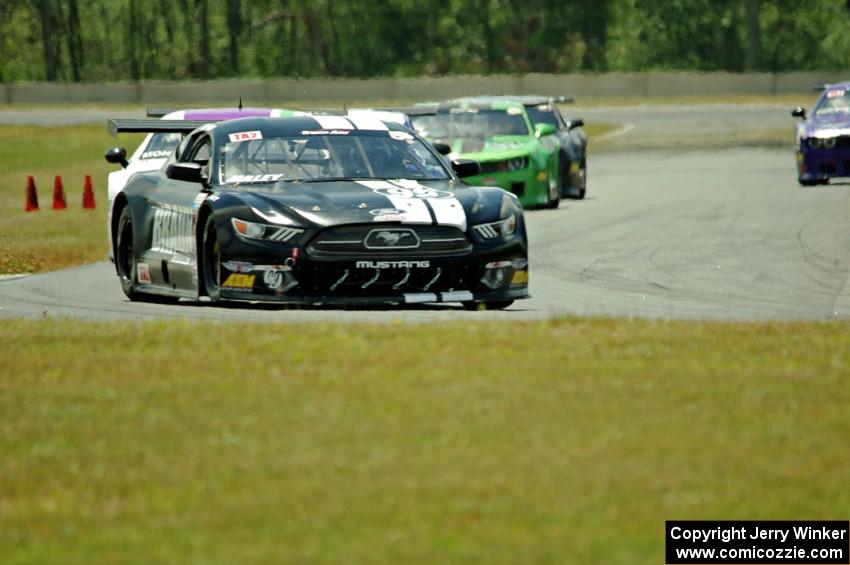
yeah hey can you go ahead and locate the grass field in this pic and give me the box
[1,318,848,563]
[0,125,145,273]
[0,122,615,275]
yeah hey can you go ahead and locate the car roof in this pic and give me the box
[821,81,850,92]
[208,115,410,139]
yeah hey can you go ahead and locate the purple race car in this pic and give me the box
[792,82,850,186]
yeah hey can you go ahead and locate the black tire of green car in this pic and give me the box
[201,214,223,302]
[462,300,514,311]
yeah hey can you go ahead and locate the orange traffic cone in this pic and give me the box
[82,175,96,209]
[25,175,39,211]
[52,175,67,210]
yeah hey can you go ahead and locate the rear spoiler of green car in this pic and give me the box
[376,105,439,117]
[520,95,575,107]
[107,118,218,137]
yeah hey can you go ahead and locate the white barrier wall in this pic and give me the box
[2,71,848,104]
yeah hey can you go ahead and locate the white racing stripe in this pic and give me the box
[426,197,467,230]
[356,180,433,224]
[313,115,354,130]
[346,114,389,131]
[388,180,467,230]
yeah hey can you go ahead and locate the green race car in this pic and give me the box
[409,99,565,209]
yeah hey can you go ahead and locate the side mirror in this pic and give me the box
[568,119,585,130]
[166,162,206,184]
[791,107,807,119]
[105,147,129,168]
[451,158,480,179]
[534,123,557,137]
[432,142,452,156]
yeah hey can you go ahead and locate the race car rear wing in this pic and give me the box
[107,118,217,137]
[145,108,178,118]
[376,105,439,117]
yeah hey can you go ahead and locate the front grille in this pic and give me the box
[479,161,503,174]
[304,264,472,295]
[307,224,472,259]
[836,136,850,150]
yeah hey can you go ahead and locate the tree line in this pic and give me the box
[1,0,849,83]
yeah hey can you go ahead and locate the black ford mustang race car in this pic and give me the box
[106,114,529,309]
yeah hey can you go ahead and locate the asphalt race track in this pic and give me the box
[3,104,850,322]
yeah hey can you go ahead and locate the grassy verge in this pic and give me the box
[1,318,848,563]
[592,127,793,153]
[0,125,144,273]
[0,123,617,274]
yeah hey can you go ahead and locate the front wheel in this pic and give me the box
[798,178,824,187]
[115,207,143,301]
[201,214,222,302]
[547,167,561,209]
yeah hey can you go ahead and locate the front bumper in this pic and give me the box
[797,147,850,180]
[465,168,548,208]
[216,237,529,306]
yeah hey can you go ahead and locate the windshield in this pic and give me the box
[412,109,530,142]
[139,132,182,160]
[219,130,450,184]
[814,88,850,117]
[525,105,558,128]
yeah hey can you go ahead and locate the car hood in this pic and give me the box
[445,135,537,158]
[805,112,850,137]
[217,179,505,231]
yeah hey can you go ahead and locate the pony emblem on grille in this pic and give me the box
[364,228,420,249]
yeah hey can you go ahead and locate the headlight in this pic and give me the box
[808,137,823,148]
[472,212,518,240]
[506,157,528,171]
[823,137,837,149]
[231,218,304,242]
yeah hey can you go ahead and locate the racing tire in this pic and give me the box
[115,207,144,301]
[547,166,561,209]
[572,158,587,200]
[798,178,823,187]
[462,300,514,311]
[201,214,223,302]
[114,207,179,304]
[559,156,587,200]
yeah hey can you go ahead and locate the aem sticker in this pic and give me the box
[389,131,414,141]
[228,130,263,143]
[222,273,255,289]
[506,107,522,115]
[826,89,848,99]
[137,263,151,284]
